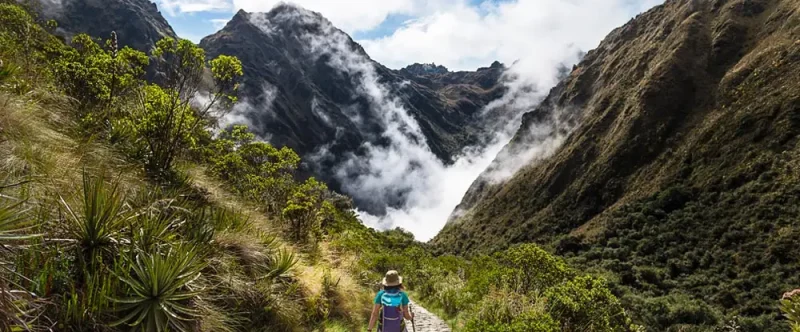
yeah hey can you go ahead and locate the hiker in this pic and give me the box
[367,270,414,332]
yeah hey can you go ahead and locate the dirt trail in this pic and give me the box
[408,301,451,332]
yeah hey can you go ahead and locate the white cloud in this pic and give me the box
[210,18,229,30]
[157,0,231,16]
[360,0,663,73]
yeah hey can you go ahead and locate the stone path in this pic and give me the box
[407,301,451,332]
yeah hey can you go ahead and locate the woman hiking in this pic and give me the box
[368,270,414,332]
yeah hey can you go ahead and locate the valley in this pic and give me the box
[1,0,800,331]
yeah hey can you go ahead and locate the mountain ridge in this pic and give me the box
[435,0,800,328]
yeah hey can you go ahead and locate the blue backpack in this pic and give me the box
[379,291,406,332]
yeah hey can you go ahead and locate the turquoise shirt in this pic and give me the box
[374,290,409,307]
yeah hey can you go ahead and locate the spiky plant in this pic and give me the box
[259,248,297,282]
[0,201,39,243]
[0,59,20,83]
[60,172,127,263]
[129,207,177,254]
[208,207,250,233]
[112,244,206,332]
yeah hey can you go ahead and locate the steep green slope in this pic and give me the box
[436,0,800,330]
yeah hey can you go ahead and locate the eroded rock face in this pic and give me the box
[200,5,508,214]
[34,0,176,52]
[400,63,450,76]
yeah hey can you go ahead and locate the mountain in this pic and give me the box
[200,5,507,214]
[32,0,176,52]
[435,0,800,328]
[400,63,449,76]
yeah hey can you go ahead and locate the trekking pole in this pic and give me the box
[410,303,416,332]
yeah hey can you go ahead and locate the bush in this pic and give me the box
[498,244,572,293]
[53,33,148,118]
[281,178,331,242]
[464,290,559,332]
[206,125,300,213]
[545,275,631,331]
[127,37,242,179]
[432,274,472,316]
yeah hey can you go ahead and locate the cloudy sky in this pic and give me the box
[156,0,662,71]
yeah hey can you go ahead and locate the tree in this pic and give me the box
[53,33,148,124]
[281,178,329,242]
[207,125,301,213]
[127,37,243,179]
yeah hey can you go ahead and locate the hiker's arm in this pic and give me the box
[402,305,414,320]
[367,304,380,331]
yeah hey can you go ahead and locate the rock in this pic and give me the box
[33,0,176,52]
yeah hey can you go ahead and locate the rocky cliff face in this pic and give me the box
[33,0,176,51]
[399,63,449,76]
[435,0,800,328]
[200,5,507,214]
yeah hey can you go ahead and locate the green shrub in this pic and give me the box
[499,244,572,293]
[281,178,330,242]
[545,275,631,331]
[0,3,62,92]
[433,274,472,316]
[53,33,148,116]
[206,125,300,213]
[464,289,559,332]
[124,37,242,179]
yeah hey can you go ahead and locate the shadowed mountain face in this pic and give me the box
[33,0,176,51]
[200,6,507,214]
[435,0,800,328]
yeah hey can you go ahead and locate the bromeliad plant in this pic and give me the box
[259,248,298,282]
[112,244,206,332]
[128,207,178,254]
[60,172,127,266]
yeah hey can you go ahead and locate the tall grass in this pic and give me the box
[0,194,42,331]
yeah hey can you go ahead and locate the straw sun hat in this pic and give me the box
[382,270,403,287]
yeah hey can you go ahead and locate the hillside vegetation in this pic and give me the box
[0,2,652,331]
[436,0,800,330]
